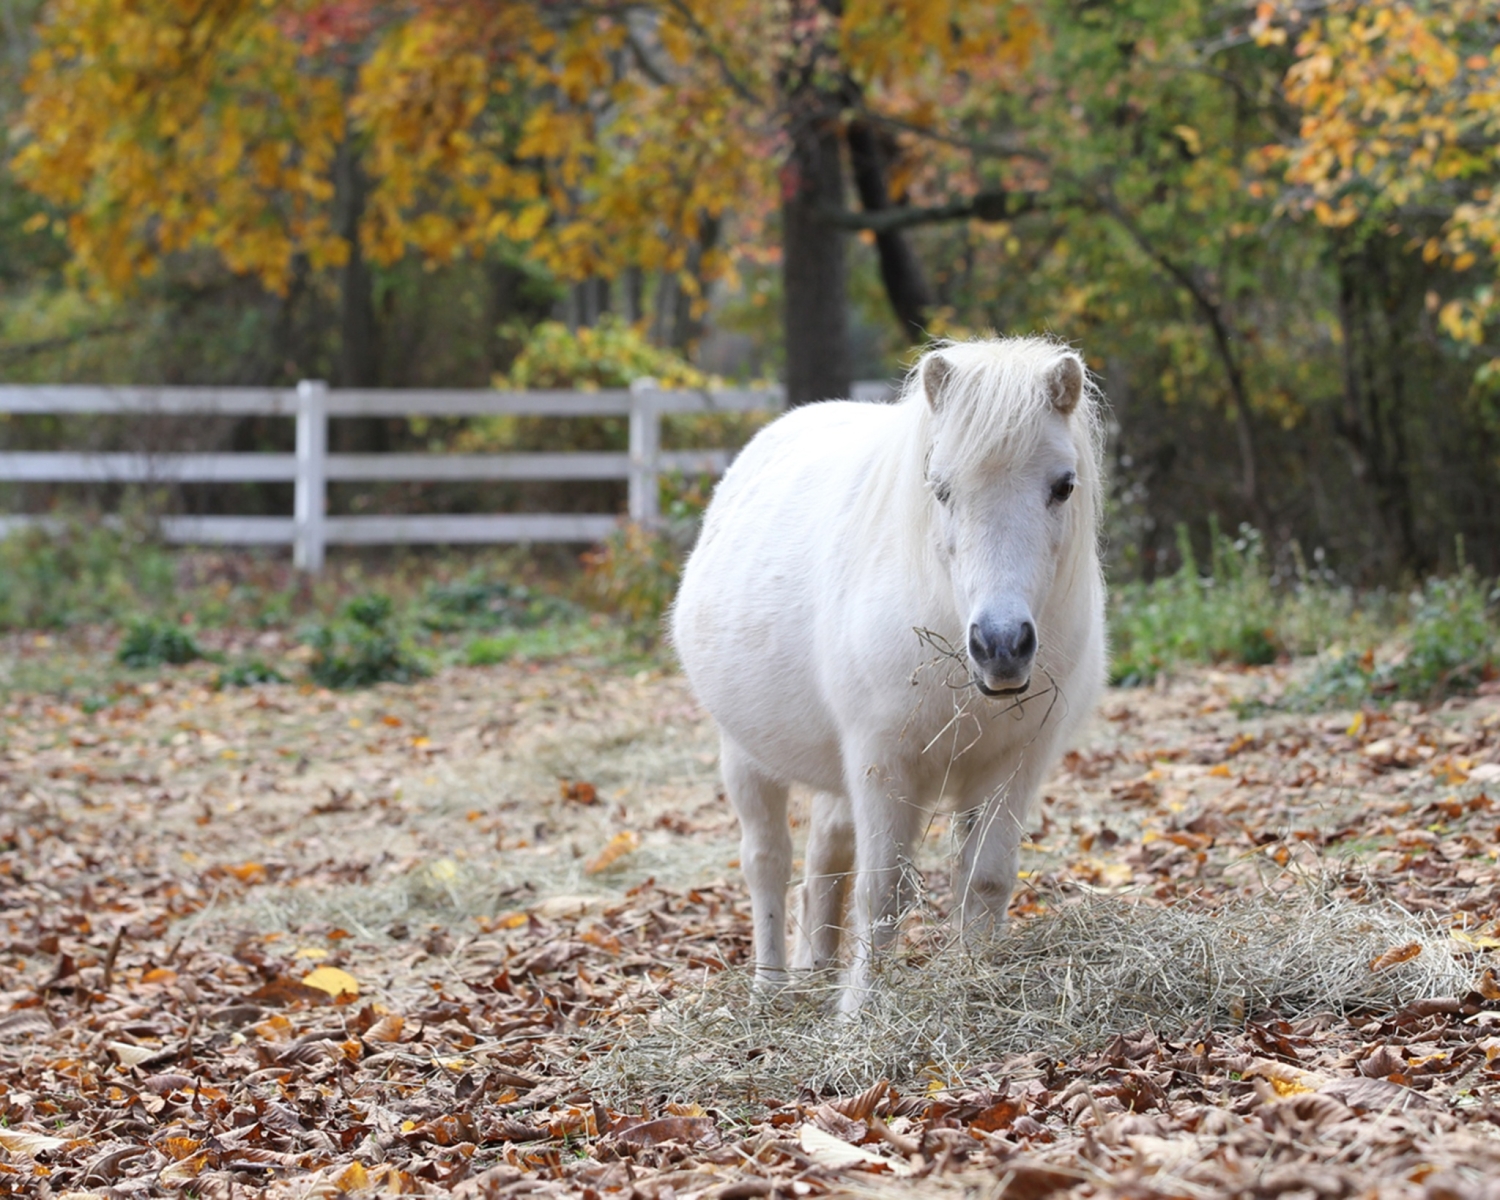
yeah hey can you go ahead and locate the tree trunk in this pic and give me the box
[672,215,721,351]
[782,118,850,406]
[334,142,378,389]
[846,120,933,341]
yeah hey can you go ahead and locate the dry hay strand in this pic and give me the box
[584,883,1472,1106]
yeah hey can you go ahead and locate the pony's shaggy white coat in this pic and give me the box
[672,336,1106,1010]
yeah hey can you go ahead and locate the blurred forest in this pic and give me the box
[0,0,1498,583]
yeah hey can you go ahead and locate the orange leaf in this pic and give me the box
[1370,943,1423,972]
[585,830,640,874]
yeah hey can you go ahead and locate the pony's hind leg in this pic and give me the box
[792,791,854,973]
[720,735,792,989]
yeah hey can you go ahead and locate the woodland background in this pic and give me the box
[0,0,1498,583]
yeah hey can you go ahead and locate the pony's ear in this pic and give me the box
[1047,354,1084,415]
[922,354,952,409]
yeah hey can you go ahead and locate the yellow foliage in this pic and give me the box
[14,0,1038,304]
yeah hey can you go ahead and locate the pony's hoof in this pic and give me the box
[751,969,788,996]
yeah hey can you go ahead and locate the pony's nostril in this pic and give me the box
[1015,620,1037,660]
[967,622,993,664]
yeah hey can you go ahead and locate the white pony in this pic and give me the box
[671,336,1106,1011]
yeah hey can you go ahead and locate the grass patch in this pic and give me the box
[586,883,1469,1105]
[420,574,584,632]
[116,617,203,667]
[1109,523,1362,686]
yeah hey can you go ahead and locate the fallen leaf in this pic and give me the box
[364,1013,405,1043]
[798,1123,912,1175]
[0,1130,67,1157]
[107,1041,159,1067]
[1245,1058,1329,1095]
[1371,943,1423,972]
[585,830,641,874]
[559,778,599,804]
[970,1098,1025,1132]
[302,965,359,998]
[611,1115,718,1146]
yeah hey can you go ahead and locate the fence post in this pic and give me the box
[628,377,661,527]
[294,379,328,572]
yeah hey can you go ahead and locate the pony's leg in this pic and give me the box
[953,751,1051,935]
[840,769,928,1015]
[721,735,792,989]
[792,791,854,973]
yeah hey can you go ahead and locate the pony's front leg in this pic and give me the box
[721,735,792,990]
[954,753,1049,935]
[840,770,927,1015]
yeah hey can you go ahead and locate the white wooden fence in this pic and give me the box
[0,379,820,571]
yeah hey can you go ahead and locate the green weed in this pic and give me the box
[215,658,287,688]
[302,593,428,689]
[117,618,203,668]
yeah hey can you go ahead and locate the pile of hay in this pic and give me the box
[584,886,1472,1105]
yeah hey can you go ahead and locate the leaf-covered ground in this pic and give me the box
[4,648,1500,1199]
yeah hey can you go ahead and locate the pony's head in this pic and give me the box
[913,337,1102,697]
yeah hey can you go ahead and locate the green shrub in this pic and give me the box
[117,617,203,667]
[582,523,680,628]
[1287,567,1497,707]
[0,516,176,630]
[215,658,287,688]
[302,592,427,689]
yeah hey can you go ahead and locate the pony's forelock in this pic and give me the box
[894,334,1106,596]
[903,335,1103,494]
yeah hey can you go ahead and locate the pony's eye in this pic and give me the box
[932,480,952,507]
[1050,473,1076,504]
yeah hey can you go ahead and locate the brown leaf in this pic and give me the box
[993,1161,1085,1200]
[1319,1076,1430,1114]
[970,1097,1025,1132]
[611,1115,719,1147]
[559,779,599,805]
[0,1012,53,1040]
[809,1104,867,1143]
[246,977,335,1007]
[1370,943,1423,972]
[1358,1045,1406,1079]
[363,1013,405,1043]
[141,1072,195,1095]
[826,1080,893,1121]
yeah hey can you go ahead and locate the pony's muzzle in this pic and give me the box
[968,615,1036,695]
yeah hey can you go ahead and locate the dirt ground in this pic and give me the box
[4,652,1500,1198]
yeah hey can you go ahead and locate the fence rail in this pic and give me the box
[0,378,814,571]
